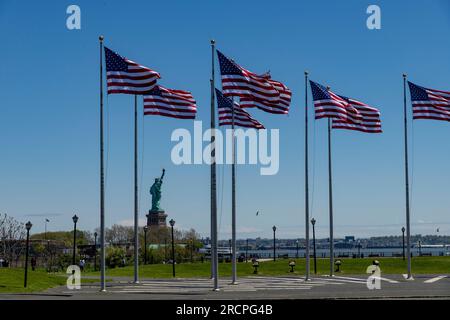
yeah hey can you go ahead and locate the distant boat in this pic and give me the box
[199,245,238,259]
[420,244,449,248]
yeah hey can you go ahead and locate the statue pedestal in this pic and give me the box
[146,210,168,227]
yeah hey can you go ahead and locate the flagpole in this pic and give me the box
[133,94,139,284]
[210,39,219,291]
[231,96,237,285]
[304,71,310,281]
[99,35,106,292]
[403,73,413,280]
[327,104,334,277]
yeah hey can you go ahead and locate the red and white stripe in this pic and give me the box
[332,98,382,133]
[107,59,160,95]
[143,86,197,119]
[412,87,450,122]
[219,101,264,129]
[221,70,280,102]
[217,51,288,104]
[240,78,292,114]
[314,90,363,121]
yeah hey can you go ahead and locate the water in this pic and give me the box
[242,247,450,258]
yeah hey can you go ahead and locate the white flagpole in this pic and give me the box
[99,35,106,292]
[304,71,310,281]
[403,73,413,280]
[327,117,334,277]
[325,85,334,277]
[210,39,219,291]
[133,94,139,284]
[231,96,237,285]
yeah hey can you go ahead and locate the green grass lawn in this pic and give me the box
[83,256,450,278]
[0,268,98,293]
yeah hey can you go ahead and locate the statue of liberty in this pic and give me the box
[150,169,165,211]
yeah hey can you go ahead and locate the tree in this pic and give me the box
[30,230,91,247]
[0,213,26,267]
[98,224,134,244]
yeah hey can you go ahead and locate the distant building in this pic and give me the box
[345,236,355,243]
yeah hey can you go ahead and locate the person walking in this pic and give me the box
[30,256,37,271]
[79,259,85,272]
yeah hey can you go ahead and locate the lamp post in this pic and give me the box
[72,214,78,265]
[296,240,299,258]
[47,239,52,271]
[401,227,406,260]
[311,218,317,274]
[357,240,361,258]
[164,237,167,262]
[143,226,148,265]
[246,238,249,263]
[2,236,6,262]
[94,232,97,271]
[169,219,175,277]
[44,218,49,241]
[272,226,277,261]
[190,239,193,263]
[24,221,32,288]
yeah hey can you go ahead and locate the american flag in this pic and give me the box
[217,50,289,109]
[408,81,450,122]
[240,74,292,114]
[331,96,382,133]
[216,89,264,129]
[105,47,160,95]
[143,86,197,119]
[310,80,362,121]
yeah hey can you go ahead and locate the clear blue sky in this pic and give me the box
[1,0,449,239]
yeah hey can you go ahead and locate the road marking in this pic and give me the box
[317,276,366,284]
[76,276,374,295]
[330,276,367,281]
[424,276,447,283]
[371,276,399,284]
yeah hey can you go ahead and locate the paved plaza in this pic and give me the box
[1,274,449,300]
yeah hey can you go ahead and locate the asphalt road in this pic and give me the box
[1,274,449,300]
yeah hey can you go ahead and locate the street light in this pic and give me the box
[24,221,32,288]
[44,218,49,241]
[311,218,317,274]
[169,219,176,277]
[143,226,148,265]
[72,214,79,265]
[401,227,406,260]
[272,226,277,261]
[164,237,168,262]
[190,239,193,263]
[94,232,97,271]
[357,240,361,258]
[296,240,299,258]
[246,238,249,263]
